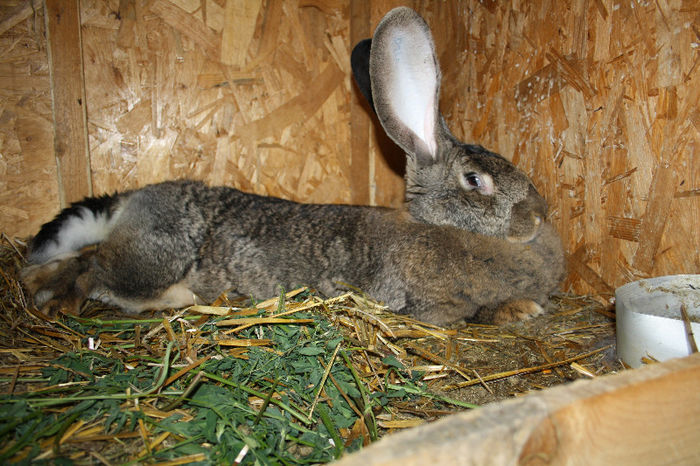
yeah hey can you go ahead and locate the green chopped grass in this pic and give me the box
[0,290,466,464]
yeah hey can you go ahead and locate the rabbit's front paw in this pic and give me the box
[491,299,543,325]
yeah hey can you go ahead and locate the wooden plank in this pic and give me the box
[45,0,91,205]
[336,353,700,465]
[349,0,371,205]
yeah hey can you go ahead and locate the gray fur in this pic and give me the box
[21,7,564,326]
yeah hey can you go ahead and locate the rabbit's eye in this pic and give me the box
[463,172,483,189]
[461,172,495,195]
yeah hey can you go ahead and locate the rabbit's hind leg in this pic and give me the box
[87,233,200,314]
[21,245,198,316]
[21,246,98,317]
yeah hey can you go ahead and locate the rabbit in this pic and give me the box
[21,7,564,327]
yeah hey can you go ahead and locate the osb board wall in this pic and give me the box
[82,0,370,206]
[406,0,699,296]
[0,0,405,239]
[0,0,698,296]
[0,0,60,238]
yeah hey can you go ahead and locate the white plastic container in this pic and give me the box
[615,274,700,368]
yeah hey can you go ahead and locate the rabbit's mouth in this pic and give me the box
[506,213,543,243]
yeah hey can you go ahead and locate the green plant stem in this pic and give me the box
[340,349,378,441]
[317,404,343,459]
[2,391,184,408]
[387,383,478,409]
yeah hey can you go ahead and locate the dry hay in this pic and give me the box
[0,235,618,463]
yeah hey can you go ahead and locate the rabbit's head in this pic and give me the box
[352,7,546,242]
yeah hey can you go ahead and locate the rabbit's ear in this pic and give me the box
[351,38,375,112]
[370,7,443,164]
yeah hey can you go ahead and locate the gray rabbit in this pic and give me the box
[21,7,564,326]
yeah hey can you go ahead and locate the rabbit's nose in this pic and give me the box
[505,209,544,244]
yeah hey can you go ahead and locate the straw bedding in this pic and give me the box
[0,235,618,464]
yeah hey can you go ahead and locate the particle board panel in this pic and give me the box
[80,0,357,207]
[410,0,700,294]
[0,0,59,239]
[1,1,697,294]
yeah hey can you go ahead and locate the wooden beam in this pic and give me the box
[45,0,91,206]
[336,353,700,465]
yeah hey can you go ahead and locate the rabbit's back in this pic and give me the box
[192,186,385,302]
[101,180,383,304]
